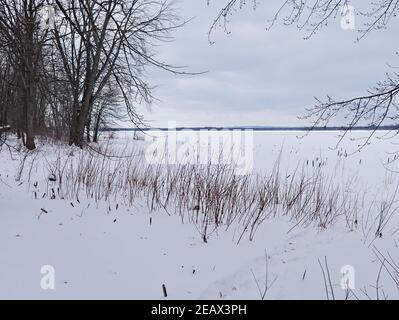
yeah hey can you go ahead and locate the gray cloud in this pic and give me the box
[139,1,399,127]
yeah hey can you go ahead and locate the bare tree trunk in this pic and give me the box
[72,92,92,148]
[93,108,102,143]
[25,84,36,150]
[86,104,93,143]
[23,1,37,150]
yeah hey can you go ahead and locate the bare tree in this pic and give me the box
[0,0,49,150]
[51,0,185,147]
[92,84,125,143]
[0,0,188,148]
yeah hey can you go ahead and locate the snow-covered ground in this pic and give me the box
[1,131,399,300]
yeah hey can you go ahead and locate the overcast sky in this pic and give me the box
[137,1,399,128]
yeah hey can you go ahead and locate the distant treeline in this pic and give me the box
[102,125,399,132]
